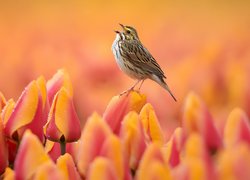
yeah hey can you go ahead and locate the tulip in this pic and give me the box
[14,130,52,179]
[139,103,164,145]
[224,108,250,147]
[57,153,81,180]
[217,142,250,179]
[4,76,48,142]
[120,111,146,170]
[177,133,214,180]
[2,167,15,180]
[103,91,146,134]
[87,157,118,180]
[1,99,18,164]
[45,140,79,163]
[44,87,81,155]
[183,92,222,153]
[136,143,172,180]
[77,113,128,179]
[164,127,183,167]
[32,162,64,180]
[1,99,15,125]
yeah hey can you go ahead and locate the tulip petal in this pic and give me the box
[183,92,222,152]
[57,153,81,180]
[139,103,164,145]
[1,99,15,125]
[224,108,250,147]
[0,119,8,174]
[164,127,183,167]
[217,143,250,179]
[3,167,15,180]
[100,134,125,179]
[47,69,73,104]
[77,113,112,177]
[4,77,48,142]
[103,91,146,134]
[120,111,146,170]
[0,91,6,112]
[136,143,172,180]
[4,81,39,140]
[87,157,118,180]
[45,140,80,162]
[45,140,61,162]
[182,133,214,180]
[44,87,81,142]
[32,162,64,180]
[14,130,52,179]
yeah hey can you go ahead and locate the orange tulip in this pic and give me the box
[217,143,250,179]
[103,91,146,134]
[87,157,118,180]
[183,92,222,153]
[139,103,165,145]
[224,108,250,147]
[136,143,172,180]
[57,153,81,180]
[120,111,146,170]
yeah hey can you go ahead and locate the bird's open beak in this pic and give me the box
[119,23,125,29]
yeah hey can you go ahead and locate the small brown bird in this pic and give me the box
[112,24,177,101]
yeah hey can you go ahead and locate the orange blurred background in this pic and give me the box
[0,1,250,135]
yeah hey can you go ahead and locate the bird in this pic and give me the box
[111,24,177,101]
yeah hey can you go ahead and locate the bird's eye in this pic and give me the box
[126,30,130,34]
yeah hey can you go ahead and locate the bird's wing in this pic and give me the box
[120,40,166,78]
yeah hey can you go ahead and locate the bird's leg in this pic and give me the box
[119,79,141,96]
[138,79,145,91]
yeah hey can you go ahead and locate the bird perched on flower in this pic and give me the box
[112,24,177,101]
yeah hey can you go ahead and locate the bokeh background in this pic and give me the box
[0,1,250,136]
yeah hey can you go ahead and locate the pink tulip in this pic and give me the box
[164,127,183,167]
[4,77,48,142]
[44,87,81,143]
[77,113,128,179]
[45,140,79,162]
[14,130,53,179]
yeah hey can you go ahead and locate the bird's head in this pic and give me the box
[115,24,139,40]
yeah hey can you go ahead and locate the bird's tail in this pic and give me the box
[152,75,177,102]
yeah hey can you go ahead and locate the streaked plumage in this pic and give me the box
[112,24,177,101]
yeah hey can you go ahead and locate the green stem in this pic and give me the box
[60,140,66,155]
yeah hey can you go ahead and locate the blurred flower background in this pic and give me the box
[0,0,250,137]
